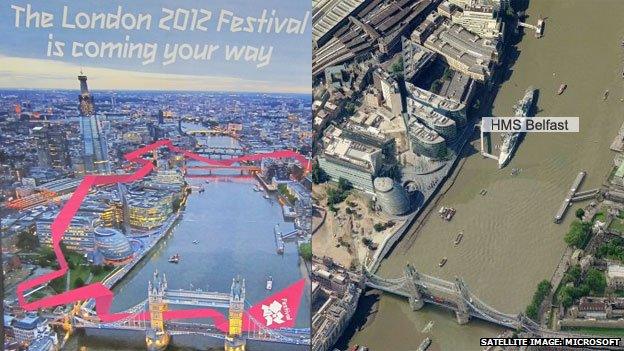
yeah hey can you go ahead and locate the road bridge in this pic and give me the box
[184,164,262,176]
[364,264,541,330]
[193,145,246,157]
[178,119,239,138]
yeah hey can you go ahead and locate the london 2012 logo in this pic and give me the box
[250,281,303,329]
[261,298,293,326]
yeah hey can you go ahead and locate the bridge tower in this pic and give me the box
[146,271,170,351]
[404,264,425,310]
[225,276,246,351]
[453,277,471,325]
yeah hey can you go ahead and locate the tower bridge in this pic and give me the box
[69,272,310,350]
[364,264,541,331]
[193,145,247,157]
[363,264,624,350]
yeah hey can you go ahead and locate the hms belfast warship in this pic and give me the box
[498,87,536,169]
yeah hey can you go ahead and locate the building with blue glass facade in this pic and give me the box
[94,227,134,265]
[78,74,110,174]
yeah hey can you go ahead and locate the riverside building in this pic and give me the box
[36,211,97,252]
[406,97,457,141]
[93,227,134,265]
[406,118,448,159]
[127,190,174,230]
[450,2,503,39]
[318,128,383,194]
[373,177,411,215]
[402,36,437,82]
[423,20,499,81]
[406,82,467,126]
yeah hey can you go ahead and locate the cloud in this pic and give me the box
[0,55,309,93]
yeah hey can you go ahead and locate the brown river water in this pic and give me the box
[344,1,624,350]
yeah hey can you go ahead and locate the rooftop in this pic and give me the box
[407,82,464,112]
[608,263,624,277]
[407,98,456,128]
[408,119,445,144]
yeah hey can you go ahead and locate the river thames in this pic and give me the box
[66,136,310,350]
[343,1,624,350]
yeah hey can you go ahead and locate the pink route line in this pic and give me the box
[16,139,309,332]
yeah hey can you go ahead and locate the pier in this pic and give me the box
[517,18,544,38]
[478,123,499,162]
[554,171,592,223]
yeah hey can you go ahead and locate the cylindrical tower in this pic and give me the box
[374,177,411,216]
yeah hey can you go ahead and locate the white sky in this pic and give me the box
[0,55,309,93]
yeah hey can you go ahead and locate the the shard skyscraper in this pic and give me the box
[78,73,110,174]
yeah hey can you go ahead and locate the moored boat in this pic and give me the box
[498,87,536,169]
[454,232,464,245]
[417,337,432,351]
[266,276,273,290]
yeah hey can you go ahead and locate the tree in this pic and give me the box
[17,231,38,251]
[37,247,56,267]
[525,280,551,321]
[172,198,182,212]
[564,220,592,248]
[344,102,357,115]
[585,268,606,295]
[327,188,347,206]
[431,80,443,93]
[390,56,404,79]
[326,179,351,207]
[278,184,297,203]
[596,238,624,262]
[535,280,552,299]
[74,277,85,288]
[442,67,454,80]
[525,303,538,320]
[312,162,328,184]
[337,178,352,192]
[575,208,585,220]
[298,243,312,261]
[563,265,581,285]
[374,223,385,232]
[91,265,104,275]
[558,286,574,307]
